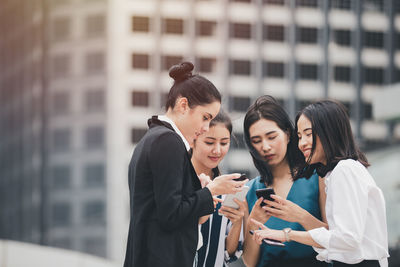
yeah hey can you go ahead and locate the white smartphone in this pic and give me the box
[221,186,249,209]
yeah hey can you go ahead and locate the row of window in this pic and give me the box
[52,163,105,190]
[52,52,105,78]
[52,14,105,42]
[52,126,104,152]
[133,17,392,49]
[216,0,396,13]
[52,200,105,227]
[52,89,104,116]
[131,54,387,84]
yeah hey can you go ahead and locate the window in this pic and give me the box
[296,0,318,7]
[52,238,71,250]
[334,66,352,82]
[196,21,217,36]
[230,23,252,39]
[196,57,216,73]
[131,128,147,144]
[85,90,104,112]
[162,55,183,71]
[364,67,384,84]
[333,29,351,46]
[163,18,184,34]
[52,202,71,227]
[86,14,105,38]
[298,63,318,80]
[364,31,384,48]
[85,52,104,74]
[363,0,384,12]
[132,54,149,69]
[84,163,105,188]
[85,126,104,149]
[263,0,285,5]
[83,201,105,225]
[132,91,149,107]
[132,16,149,32]
[52,17,70,41]
[52,55,70,78]
[53,129,71,152]
[330,0,351,9]
[52,165,71,190]
[263,25,285,41]
[52,91,70,116]
[297,27,318,43]
[51,0,70,8]
[83,238,106,257]
[230,96,251,112]
[230,60,251,75]
[363,102,373,120]
[263,61,285,77]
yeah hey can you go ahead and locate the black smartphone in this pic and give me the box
[233,173,247,181]
[255,188,275,206]
[249,230,285,247]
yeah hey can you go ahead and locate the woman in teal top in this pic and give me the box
[242,96,328,267]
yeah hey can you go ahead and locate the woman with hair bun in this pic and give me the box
[123,62,248,267]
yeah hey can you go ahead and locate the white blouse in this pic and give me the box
[308,159,389,267]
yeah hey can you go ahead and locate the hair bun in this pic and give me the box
[169,61,194,82]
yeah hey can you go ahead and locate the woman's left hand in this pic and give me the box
[262,194,305,223]
[251,218,285,245]
[219,199,248,225]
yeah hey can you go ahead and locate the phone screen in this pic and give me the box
[233,173,247,181]
[255,188,275,206]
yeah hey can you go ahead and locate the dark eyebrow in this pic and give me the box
[265,131,277,136]
[303,128,312,133]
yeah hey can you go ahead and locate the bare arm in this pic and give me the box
[250,218,323,248]
[219,199,247,256]
[263,195,328,230]
[242,198,270,267]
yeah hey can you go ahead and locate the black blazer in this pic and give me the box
[123,116,214,267]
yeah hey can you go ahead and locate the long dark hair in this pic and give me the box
[295,100,369,178]
[166,62,221,110]
[243,95,304,186]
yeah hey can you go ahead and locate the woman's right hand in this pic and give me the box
[247,198,271,229]
[206,173,248,196]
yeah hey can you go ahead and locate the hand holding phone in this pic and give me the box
[222,186,249,209]
[255,188,275,207]
[249,230,285,247]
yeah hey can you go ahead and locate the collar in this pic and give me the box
[158,115,191,151]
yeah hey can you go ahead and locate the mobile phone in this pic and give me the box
[249,230,285,247]
[233,173,247,181]
[255,188,275,206]
[222,186,249,209]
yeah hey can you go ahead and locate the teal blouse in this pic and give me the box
[246,173,321,267]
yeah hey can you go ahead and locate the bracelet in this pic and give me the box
[283,228,292,242]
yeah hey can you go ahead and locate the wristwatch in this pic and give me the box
[283,228,292,242]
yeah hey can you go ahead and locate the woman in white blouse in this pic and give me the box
[250,100,389,267]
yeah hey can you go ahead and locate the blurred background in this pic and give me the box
[0,0,400,266]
